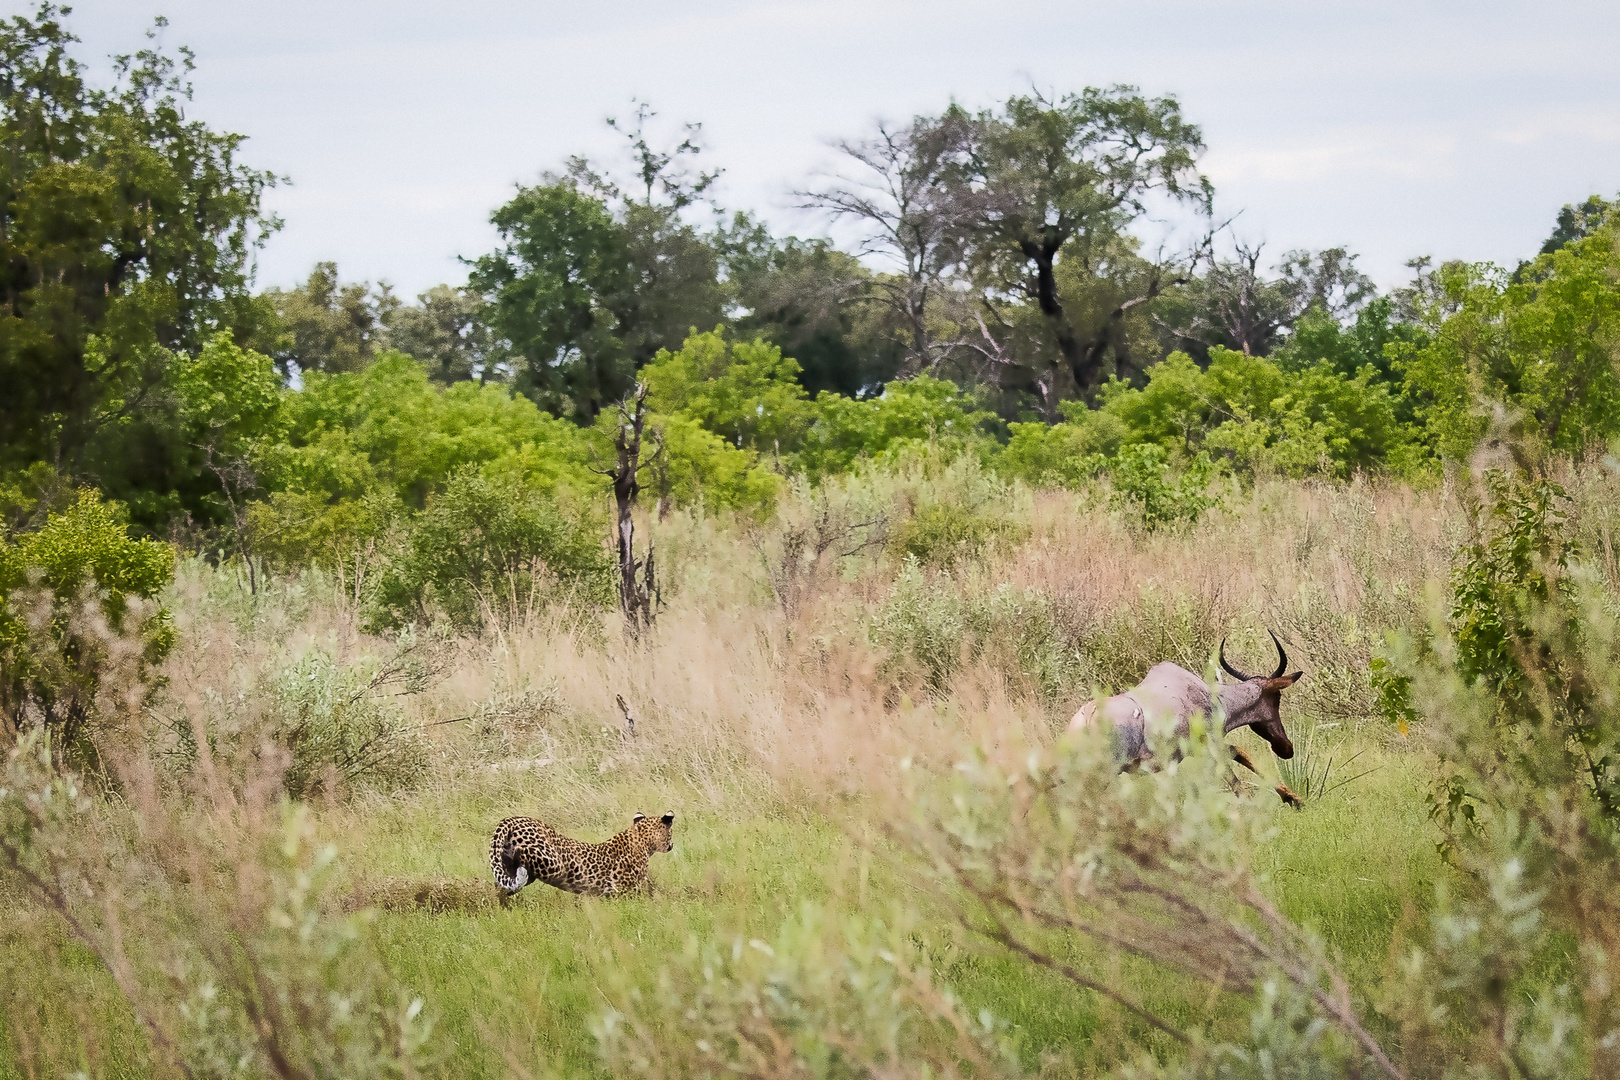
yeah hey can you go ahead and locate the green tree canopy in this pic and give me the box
[1395,231,1620,461]
[641,329,814,453]
[471,106,728,420]
[387,283,491,385]
[951,87,1211,402]
[470,181,635,417]
[261,261,396,376]
[0,5,278,472]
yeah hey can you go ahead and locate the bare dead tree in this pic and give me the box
[1159,240,1377,359]
[592,382,663,636]
[799,115,974,376]
[199,439,263,595]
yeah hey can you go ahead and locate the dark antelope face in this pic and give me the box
[1220,631,1304,759]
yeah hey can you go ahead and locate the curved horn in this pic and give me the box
[1219,637,1250,681]
[1268,629,1289,679]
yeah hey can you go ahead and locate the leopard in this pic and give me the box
[489,811,675,897]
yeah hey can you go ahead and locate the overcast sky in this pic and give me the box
[58,0,1620,297]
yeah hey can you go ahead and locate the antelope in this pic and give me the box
[1067,631,1305,806]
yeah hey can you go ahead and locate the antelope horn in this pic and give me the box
[1268,629,1289,679]
[1218,637,1250,681]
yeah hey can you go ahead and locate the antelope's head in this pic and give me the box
[1218,631,1303,759]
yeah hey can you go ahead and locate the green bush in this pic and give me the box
[1375,462,1620,1074]
[888,500,1012,568]
[0,490,174,751]
[865,450,1026,568]
[372,467,612,629]
[1087,348,1419,480]
[870,557,968,692]
[269,643,431,799]
[640,328,815,452]
[247,487,401,578]
[266,351,598,509]
[996,403,1122,489]
[1394,232,1620,462]
[1108,444,1217,530]
[871,562,1081,699]
[795,376,1000,479]
[630,413,782,518]
[594,904,1015,1080]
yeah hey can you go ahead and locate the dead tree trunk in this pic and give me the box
[602,383,662,636]
[201,441,261,595]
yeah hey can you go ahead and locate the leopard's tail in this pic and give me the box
[489,822,530,893]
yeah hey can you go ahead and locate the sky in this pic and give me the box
[57,0,1620,297]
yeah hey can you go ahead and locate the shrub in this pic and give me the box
[638,413,782,517]
[372,466,613,628]
[247,487,401,581]
[0,733,435,1075]
[870,557,968,692]
[996,404,1122,489]
[267,351,598,508]
[594,905,1016,1080]
[1375,462,1620,1074]
[871,564,1081,700]
[1090,348,1418,480]
[795,376,1000,479]
[0,490,174,753]
[268,642,432,799]
[870,450,1026,568]
[1108,444,1217,530]
[755,474,888,620]
[968,583,1084,701]
[640,328,815,452]
[1394,234,1620,461]
[888,500,1012,568]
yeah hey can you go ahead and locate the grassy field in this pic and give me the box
[327,748,1440,1077]
[0,468,1513,1077]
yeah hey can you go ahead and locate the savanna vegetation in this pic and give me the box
[3,6,1620,1077]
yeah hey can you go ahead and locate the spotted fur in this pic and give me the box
[489,811,675,896]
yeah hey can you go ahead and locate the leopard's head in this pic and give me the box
[632,811,675,853]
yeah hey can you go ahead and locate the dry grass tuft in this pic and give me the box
[342,876,503,915]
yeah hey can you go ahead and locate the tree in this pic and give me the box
[387,283,492,384]
[471,181,633,417]
[1393,231,1620,461]
[1538,192,1616,256]
[0,5,279,473]
[564,102,727,388]
[1160,243,1375,360]
[718,214,903,398]
[952,87,1212,403]
[168,331,284,590]
[471,103,728,420]
[799,115,973,376]
[640,329,814,453]
[262,261,397,376]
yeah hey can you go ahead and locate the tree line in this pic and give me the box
[3,2,1620,563]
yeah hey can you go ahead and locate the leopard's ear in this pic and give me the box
[633,812,647,824]
[660,812,674,826]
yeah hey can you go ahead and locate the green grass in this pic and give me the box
[304,732,1438,1077]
